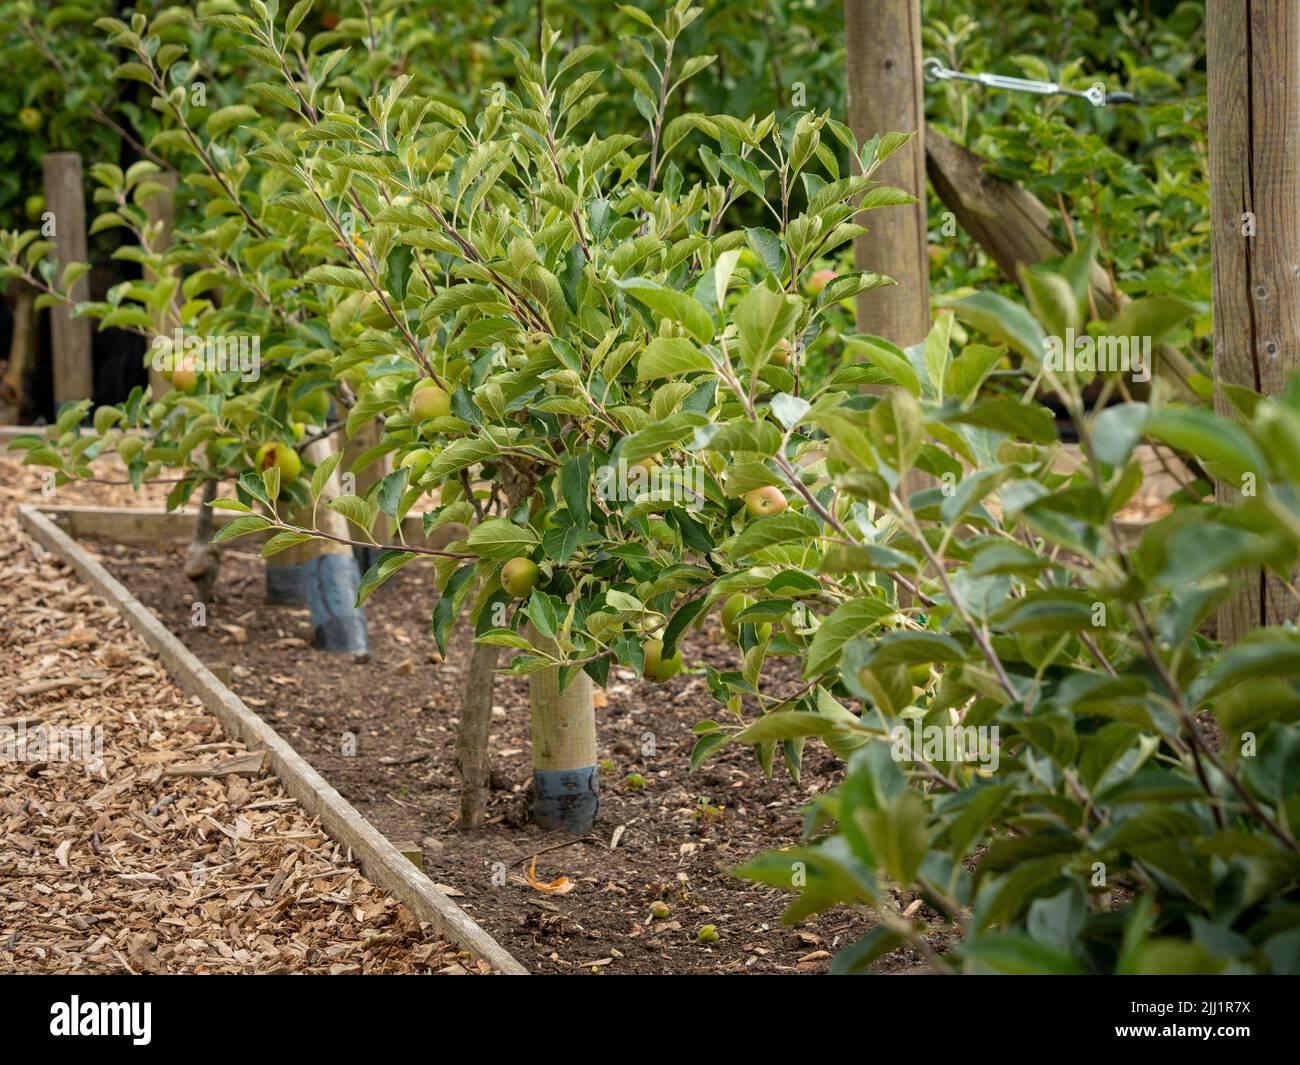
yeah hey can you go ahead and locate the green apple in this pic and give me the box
[643,639,683,682]
[501,557,539,598]
[721,593,771,642]
[720,593,753,636]
[409,379,451,420]
[254,441,302,481]
[399,448,433,480]
[24,194,44,222]
[770,338,793,367]
[169,368,199,393]
[744,486,788,518]
[18,107,42,132]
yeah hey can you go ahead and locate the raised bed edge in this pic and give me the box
[17,502,529,976]
[33,505,463,549]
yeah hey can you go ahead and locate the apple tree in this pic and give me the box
[125,0,908,831]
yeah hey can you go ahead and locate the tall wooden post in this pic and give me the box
[41,152,93,404]
[1208,0,1300,639]
[843,0,930,347]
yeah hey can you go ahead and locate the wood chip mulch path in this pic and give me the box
[1,454,478,973]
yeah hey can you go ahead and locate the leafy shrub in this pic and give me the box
[728,349,1300,974]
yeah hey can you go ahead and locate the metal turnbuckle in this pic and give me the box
[923,57,1135,108]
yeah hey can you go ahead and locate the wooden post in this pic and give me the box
[926,129,1122,317]
[1208,0,1300,639]
[42,152,93,405]
[142,171,180,398]
[843,0,930,346]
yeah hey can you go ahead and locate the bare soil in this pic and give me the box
[96,538,949,974]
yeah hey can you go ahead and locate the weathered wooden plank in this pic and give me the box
[1208,0,1300,639]
[41,152,93,404]
[35,504,465,550]
[844,0,930,346]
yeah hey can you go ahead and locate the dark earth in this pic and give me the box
[95,538,948,974]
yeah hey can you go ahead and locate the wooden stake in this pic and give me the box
[843,0,930,346]
[1208,0,1300,639]
[926,129,1121,317]
[41,152,93,405]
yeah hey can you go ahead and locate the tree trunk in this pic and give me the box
[343,418,389,574]
[265,434,371,652]
[297,434,371,656]
[2,284,37,415]
[1208,0,1300,640]
[527,626,598,834]
[457,639,501,829]
[843,0,930,346]
[264,532,311,605]
[184,481,220,603]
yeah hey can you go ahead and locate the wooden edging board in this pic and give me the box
[17,503,528,975]
[34,504,465,551]
[0,425,40,443]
